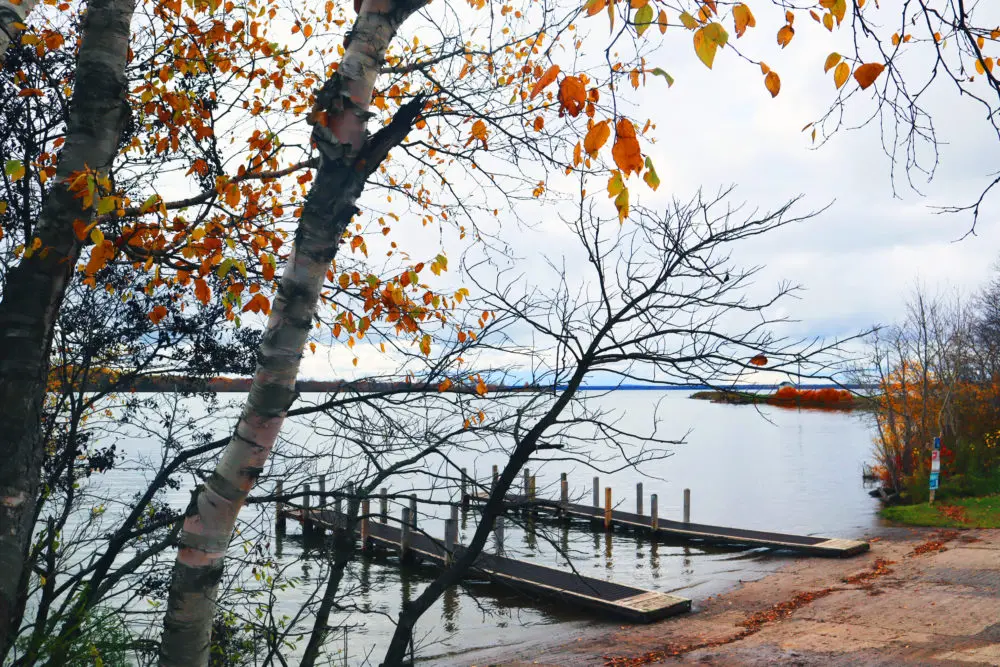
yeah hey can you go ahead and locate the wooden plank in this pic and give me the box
[283,507,690,623]
[470,493,869,557]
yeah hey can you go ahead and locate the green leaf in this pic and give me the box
[643,156,661,191]
[693,28,718,69]
[635,3,654,36]
[5,160,25,181]
[96,196,116,216]
[651,67,674,87]
[216,257,235,278]
[679,11,699,29]
[139,194,160,213]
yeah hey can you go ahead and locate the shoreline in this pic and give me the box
[473,527,1000,666]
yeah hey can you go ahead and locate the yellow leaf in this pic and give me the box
[833,61,850,89]
[642,156,660,190]
[419,334,431,356]
[634,3,654,36]
[824,52,841,72]
[614,187,629,222]
[764,70,780,97]
[607,170,625,198]
[90,227,104,245]
[853,62,885,89]
[693,28,718,68]
[679,11,699,29]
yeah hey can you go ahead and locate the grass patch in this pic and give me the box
[881,494,1000,529]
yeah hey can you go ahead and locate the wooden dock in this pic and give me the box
[508,497,870,556]
[282,507,691,623]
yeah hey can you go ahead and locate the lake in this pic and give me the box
[88,389,881,666]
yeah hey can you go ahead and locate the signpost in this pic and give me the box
[929,436,941,503]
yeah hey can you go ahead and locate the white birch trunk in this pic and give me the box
[158,2,425,664]
[0,0,135,658]
[0,0,41,64]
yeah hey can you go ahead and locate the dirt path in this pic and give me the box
[482,528,1000,666]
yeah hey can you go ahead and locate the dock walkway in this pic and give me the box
[283,507,691,623]
[478,494,869,557]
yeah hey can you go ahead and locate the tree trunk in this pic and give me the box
[0,0,134,657]
[158,2,425,664]
[0,0,41,64]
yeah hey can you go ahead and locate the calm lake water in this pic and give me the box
[94,389,881,666]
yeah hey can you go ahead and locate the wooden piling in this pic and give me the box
[494,515,504,552]
[409,495,418,528]
[333,497,342,532]
[361,499,370,551]
[318,475,326,506]
[523,469,530,497]
[303,484,312,536]
[636,482,643,516]
[275,481,285,536]
[400,508,411,561]
[651,493,658,531]
[528,475,536,502]
[380,487,388,523]
[450,503,459,524]
[560,473,568,510]
[444,518,457,564]
[460,467,469,509]
[592,477,599,507]
[683,488,691,524]
[604,487,612,531]
[492,464,499,489]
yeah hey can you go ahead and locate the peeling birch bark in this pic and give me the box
[0,0,41,65]
[158,2,426,664]
[0,0,136,658]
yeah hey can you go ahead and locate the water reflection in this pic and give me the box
[442,585,459,633]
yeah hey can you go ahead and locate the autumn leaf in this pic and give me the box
[764,70,781,97]
[225,183,240,208]
[650,67,674,86]
[558,76,587,117]
[584,120,611,157]
[657,9,668,33]
[611,118,643,176]
[419,333,431,356]
[471,119,489,147]
[733,4,755,38]
[693,23,728,69]
[634,3,654,36]
[777,25,794,48]
[607,170,625,198]
[833,61,850,89]
[530,64,560,99]
[194,278,211,305]
[438,378,453,392]
[824,52,841,72]
[149,305,169,324]
[614,187,629,222]
[750,354,768,367]
[533,116,544,131]
[5,160,25,182]
[853,62,885,89]
[642,156,660,190]
[679,11,699,29]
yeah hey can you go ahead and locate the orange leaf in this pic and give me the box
[470,119,489,148]
[533,116,544,131]
[611,118,643,176]
[764,70,780,97]
[225,183,240,208]
[584,120,611,157]
[558,76,587,117]
[853,62,885,89]
[833,61,850,89]
[776,25,794,48]
[194,278,211,305]
[530,64,560,99]
[750,354,768,367]
[732,3,755,38]
[149,305,168,324]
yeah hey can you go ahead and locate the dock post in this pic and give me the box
[361,499,370,552]
[303,484,312,536]
[318,475,326,506]
[651,493,658,531]
[523,469,530,498]
[604,487,612,531]
[450,503,459,524]
[492,464,499,489]
[683,488,691,524]
[444,518,457,564]
[334,496,342,533]
[592,477,599,507]
[560,473,568,513]
[636,482,643,516]
[493,516,504,553]
[460,467,469,509]
[409,495,418,529]
[380,487,388,523]
[275,481,285,537]
[400,508,412,562]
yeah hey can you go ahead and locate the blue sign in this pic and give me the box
[929,472,940,490]
[934,437,941,450]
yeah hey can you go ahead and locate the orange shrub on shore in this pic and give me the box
[769,386,854,404]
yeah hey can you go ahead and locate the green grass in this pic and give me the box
[881,494,1000,529]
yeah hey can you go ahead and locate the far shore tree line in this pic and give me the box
[2,0,999,665]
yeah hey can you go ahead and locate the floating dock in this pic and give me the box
[283,507,691,623]
[478,493,869,558]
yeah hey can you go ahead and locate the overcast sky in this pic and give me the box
[299,2,1000,381]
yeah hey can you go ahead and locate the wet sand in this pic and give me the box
[477,527,1000,666]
